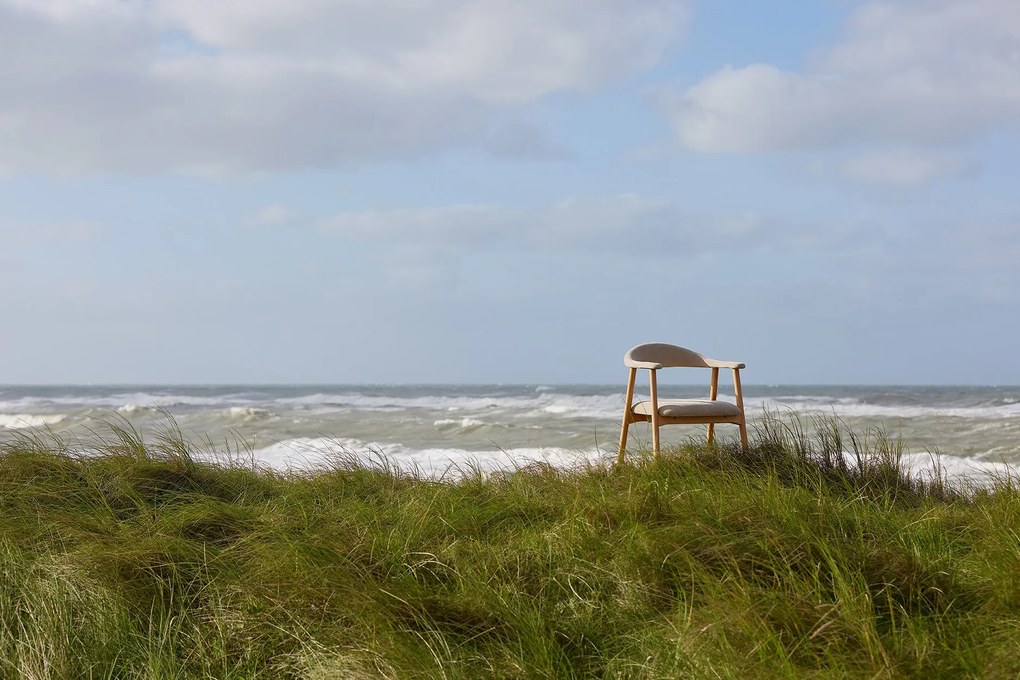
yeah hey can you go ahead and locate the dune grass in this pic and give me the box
[1,416,1019,678]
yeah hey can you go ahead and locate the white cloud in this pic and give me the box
[0,218,100,245]
[663,0,1020,153]
[320,204,514,243]
[0,0,688,174]
[318,194,760,288]
[318,194,783,262]
[249,204,300,227]
[840,148,975,187]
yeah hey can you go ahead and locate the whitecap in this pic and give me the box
[246,435,1017,485]
[542,405,572,415]
[433,417,489,432]
[276,391,626,420]
[109,392,235,408]
[248,436,611,477]
[117,404,153,415]
[227,407,271,419]
[526,394,628,420]
[899,451,1017,487]
[0,413,67,430]
[747,397,1020,420]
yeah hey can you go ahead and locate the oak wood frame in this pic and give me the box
[617,363,748,463]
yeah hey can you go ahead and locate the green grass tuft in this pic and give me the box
[0,415,1017,678]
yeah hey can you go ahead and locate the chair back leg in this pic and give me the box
[733,368,749,449]
[707,367,719,443]
[649,369,661,457]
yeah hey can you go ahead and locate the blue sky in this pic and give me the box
[1,0,1018,385]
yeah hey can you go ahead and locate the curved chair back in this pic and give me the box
[624,343,711,369]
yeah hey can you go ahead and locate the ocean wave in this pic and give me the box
[227,407,271,419]
[899,452,1015,484]
[4,388,1020,423]
[248,437,611,476]
[748,397,1020,420]
[2,392,245,411]
[0,413,67,429]
[0,397,58,412]
[276,391,626,420]
[109,392,238,408]
[117,404,155,415]
[243,436,1015,483]
[433,418,491,433]
[278,392,514,411]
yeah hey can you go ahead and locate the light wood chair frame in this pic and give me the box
[617,343,748,462]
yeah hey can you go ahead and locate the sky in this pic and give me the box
[1,0,1018,385]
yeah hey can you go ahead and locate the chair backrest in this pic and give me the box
[624,343,712,368]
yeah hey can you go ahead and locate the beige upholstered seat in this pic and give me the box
[631,399,741,419]
[618,343,749,461]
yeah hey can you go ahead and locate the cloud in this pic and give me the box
[0,218,100,246]
[317,194,808,277]
[480,122,573,160]
[320,204,514,243]
[840,148,976,188]
[0,0,688,175]
[248,204,301,227]
[662,0,1020,153]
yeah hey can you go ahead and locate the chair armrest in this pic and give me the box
[705,360,745,369]
[624,359,663,370]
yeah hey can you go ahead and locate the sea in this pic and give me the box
[1,384,1018,482]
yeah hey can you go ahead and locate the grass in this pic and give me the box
[1,415,1019,678]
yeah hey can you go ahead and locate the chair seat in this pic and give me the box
[632,399,741,418]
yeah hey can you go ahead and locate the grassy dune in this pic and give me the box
[1,418,1019,679]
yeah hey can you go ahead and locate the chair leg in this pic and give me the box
[649,369,661,458]
[707,368,719,445]
[731,367,749,449]
[617,414,631,464]
[618,367,638,464]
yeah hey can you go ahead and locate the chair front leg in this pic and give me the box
[617,367,637,463]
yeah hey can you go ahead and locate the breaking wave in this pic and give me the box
[0,414,66,429]
[249,437,611,477]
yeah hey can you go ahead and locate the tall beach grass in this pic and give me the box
[1,415,1018,678]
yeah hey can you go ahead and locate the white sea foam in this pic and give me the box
[3,393,240,410]
[249,437,611,477]
[0,398,55,412]
[118,404,154,415]
[4,389,1019,423]
[0,414,66,429]
[277,391,625,420]
[433,418,490,432]
[246,435,1015,484]
[745,397,1020,420]
[523,394,625,420]
[110,393,237,408]
[899,452,1016,486]
[227,407,270,419]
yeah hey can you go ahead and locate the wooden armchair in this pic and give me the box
[617,343,748,461]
